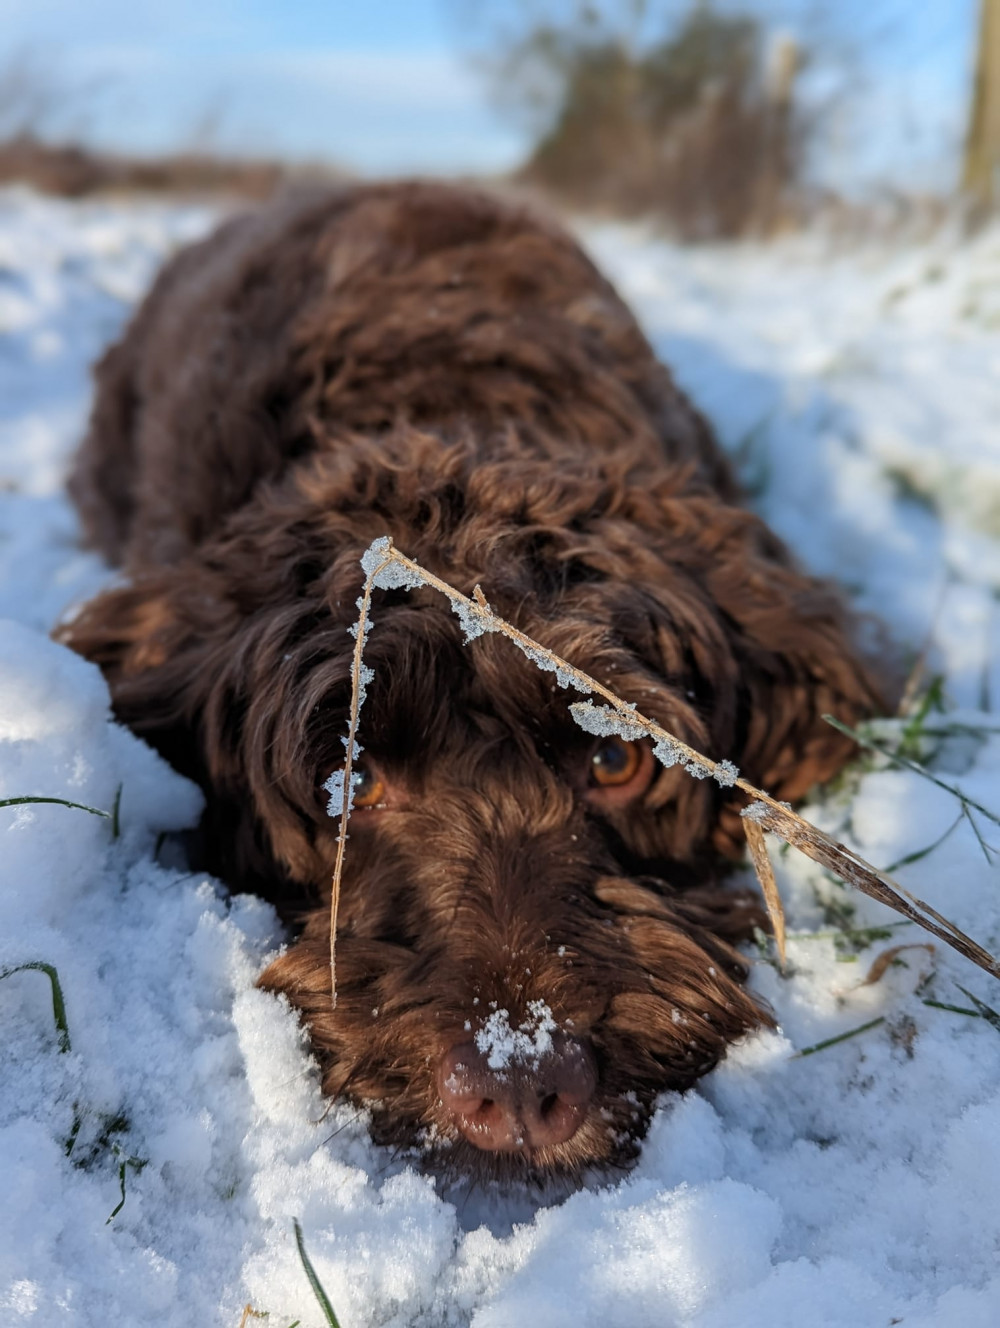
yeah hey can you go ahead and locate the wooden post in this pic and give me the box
[964,0,1000,208]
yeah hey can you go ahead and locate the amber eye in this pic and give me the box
[351,763,386,808]
[589,737,642,788]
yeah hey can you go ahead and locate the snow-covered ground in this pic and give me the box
[2,186,1000,1327]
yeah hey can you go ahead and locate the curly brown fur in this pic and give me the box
[59,180,883,1184]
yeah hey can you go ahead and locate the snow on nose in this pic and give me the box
[438,1007,597,1152]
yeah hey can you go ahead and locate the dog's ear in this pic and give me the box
[711,577,881,855]
[55,573,215,779]
[612,495,886,858]
[697,513,885,854]
[56,562,352,896]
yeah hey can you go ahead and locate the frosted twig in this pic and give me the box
[328,545,393,1007]
[328,538,1000,1006]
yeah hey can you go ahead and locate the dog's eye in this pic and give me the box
[589,738,642,788]
[352,764,387,809]
[584,738,655,809]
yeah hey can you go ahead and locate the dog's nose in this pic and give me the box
[437,1034,597,1151]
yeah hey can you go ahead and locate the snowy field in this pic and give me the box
[2,185,1000,1326]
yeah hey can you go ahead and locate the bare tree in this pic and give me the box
[453,0,809,237]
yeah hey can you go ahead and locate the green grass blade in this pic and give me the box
[793,1016,885,1059]
[961,804,996,865]
[923,999,982,1017]
[111,783,123,839]
[792,921,912,943]
[955,984,1000,1035]
[293,1219,342,1328]
[822,714,1000,828]
[0,960,71,1051]
[882,811,964,873]
[105,1152,146,1224]
[106,1158,130,1224]
[0,794,110,819]
[898,675,945,758]
[64,1112,83,1157]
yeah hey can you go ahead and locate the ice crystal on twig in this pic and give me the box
[653,737,683,769]
[569,700,648,741]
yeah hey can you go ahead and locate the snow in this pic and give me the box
[2,188,1000,1325]
[474,1002,558,1072]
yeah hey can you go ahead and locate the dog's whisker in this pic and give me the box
[312,1107,369,1154]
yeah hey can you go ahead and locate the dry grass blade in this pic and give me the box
[742,818,786,968]
[327,538,1000,1008]
[858,944,935,988]
[747,798,1000,979]
[328,555,388,1006]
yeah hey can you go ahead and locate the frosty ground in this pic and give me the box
[2,186,1000,1327]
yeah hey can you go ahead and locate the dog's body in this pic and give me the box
[62,182,880,1182]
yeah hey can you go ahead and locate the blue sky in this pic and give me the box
[0,0,982,189]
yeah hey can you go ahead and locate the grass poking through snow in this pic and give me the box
[792,1017,887,1059]
[823,714,1000,835]
[954,985,1000,1034]
[0,794,111,820]
[294,1219,342,1328]
[105,1147,147,1224]
[0,960,71,1051]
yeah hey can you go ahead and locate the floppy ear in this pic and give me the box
[55,572,215,781]
[55,557,355,900]
[57,572,279,891]
[605,490,886,859]
[695,509,886,855]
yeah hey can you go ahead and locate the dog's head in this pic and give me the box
[60,430,880,1182]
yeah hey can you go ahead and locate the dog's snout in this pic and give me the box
[437,1034,597,1152]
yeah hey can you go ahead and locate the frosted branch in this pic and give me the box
[326,537,1000,1004]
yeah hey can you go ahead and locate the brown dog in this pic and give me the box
[60,181,880,1184]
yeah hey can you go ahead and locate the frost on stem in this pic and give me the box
[569,700,649,742]
[652,737,683,769]
[347,595,375,641]
[324,658,374,820]
[325,769,361,818]
[654,737,736,783]
[449,595,498,643]
[518,644,592,694]
[713,759,740,787]
[361,536,424,592]
[741,801,770,824]
[354,663,374,710]
[324,737,365,817]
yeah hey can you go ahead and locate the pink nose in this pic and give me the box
[437,1034,597,1152]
